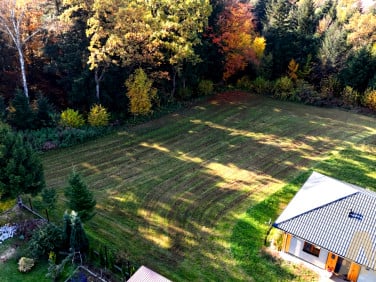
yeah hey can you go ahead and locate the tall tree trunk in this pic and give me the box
[16,42,29,100]
[171,68,177,100]
[94,68,105,102]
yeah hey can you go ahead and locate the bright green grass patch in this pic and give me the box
[0,257,49,282]
[231,139,376,282]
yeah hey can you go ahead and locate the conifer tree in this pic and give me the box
[8,89,35,130]
[63,211,89,253]
[69,211,89,253]
[0,122,45,200]
[64,169,96,222]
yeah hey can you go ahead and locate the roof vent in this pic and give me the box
[348,210,363,221]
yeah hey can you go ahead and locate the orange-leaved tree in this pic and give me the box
[211,0,264,80]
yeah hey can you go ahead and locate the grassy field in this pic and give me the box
[40,92,375,281]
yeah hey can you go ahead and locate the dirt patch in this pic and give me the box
[0,247,16,263]
[209,90,256,104]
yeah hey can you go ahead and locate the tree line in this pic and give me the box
[0,0,375,130]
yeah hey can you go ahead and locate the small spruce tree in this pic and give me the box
[64,169,96,222]
[41,187,57,210]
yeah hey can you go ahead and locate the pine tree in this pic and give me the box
[0,122,45,200]
[64,169,96,222]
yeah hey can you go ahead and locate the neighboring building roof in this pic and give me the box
[127,265,172,282]
[273,172,376,270]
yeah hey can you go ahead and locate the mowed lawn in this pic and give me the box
[42,92,376,281]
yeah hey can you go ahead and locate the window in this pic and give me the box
[303,242,321,257]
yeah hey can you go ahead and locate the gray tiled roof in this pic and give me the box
[273,172,376,270]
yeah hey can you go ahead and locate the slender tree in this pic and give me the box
[64,169,96,222]
[0,0,46,100]
[69,211,89,253]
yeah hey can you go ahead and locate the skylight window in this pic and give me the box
[348,210,363,221]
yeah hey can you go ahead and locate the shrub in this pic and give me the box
[294,80,321,105]
[18,257,35,273]
[21,126,112,152]
[236,76,252,90]
[60,108,85,128]
[28,223,64,259]
[320,76,342,98]
[342,86,359,106]
[273,76,295,101]
[252,76,273,95]
[197,80,214,96]
[88,104,110,127]
[362,89,376,111]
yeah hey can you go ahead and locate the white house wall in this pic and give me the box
[288,237,329,269]
[358,267,376,282]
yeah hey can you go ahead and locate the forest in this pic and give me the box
[0,0,375,133]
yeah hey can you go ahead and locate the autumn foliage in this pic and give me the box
[211,1,264,80]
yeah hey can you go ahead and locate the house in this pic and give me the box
[273,171,376,282]
[127,265,171,282]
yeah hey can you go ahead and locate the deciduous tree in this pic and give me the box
[126,68,157,116]
[0,0,47,99]
[212,1,261,80]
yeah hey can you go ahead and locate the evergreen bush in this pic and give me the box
[88,104,110,127]
[60,108,85,128]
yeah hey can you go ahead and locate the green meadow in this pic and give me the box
[39,92,375,281]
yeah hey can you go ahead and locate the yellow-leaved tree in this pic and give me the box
[125,68,157,116]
